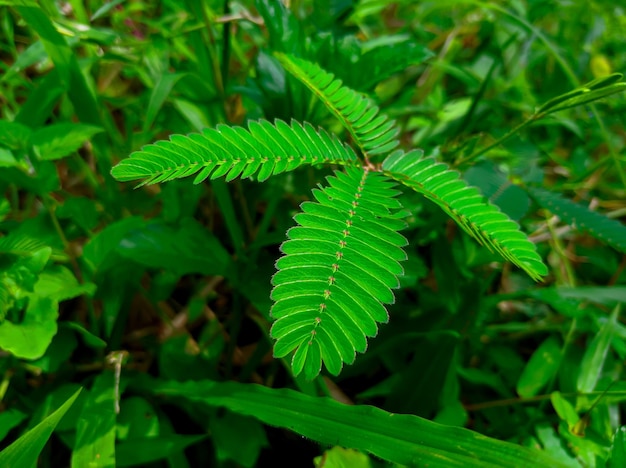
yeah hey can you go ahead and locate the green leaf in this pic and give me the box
[114,396,207,467]
[72,372,117,467]
[314,446,372,468]
[609,426,626,468]
[275,53,399,157]
[143,72,187,132]
[30,123,103,161]
[30,326,77,373]
[63,322,107,349]
[538,73,626,114]
[271,167,407,379]
[0,410,28,443]
[577,304,620,393]
[357,38,433,91]
[117,397,159,440]
[517,335,562,398]
[534,423,579,466]
[383,150,547,281]
[0,120,32,150]
[34,265,96,301]
[256,0,304,54]
[0,295,58,359]
[0,388,81,467]
[134,377,568,468]
[116,218,230,276]
[208,410,267,467]
[527,186,626,254]
[551,392,580,428]
[111,119,359,186]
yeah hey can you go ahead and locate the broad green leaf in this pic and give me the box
[117,397,159,440]
[517,335,562,397]
[72,372,117,468]
[0,148,19,168]
[115,396,206,467]
[384,332,459,417]
[82,217,146,271]
[577,305,620,393]
[0,388,81,467]
[30,326,77,373]
[56,197,100,232]
[531,286,626,308]
[314,446,372,468]
[27,384,85,433]
[116,218,230,276]
[534,424,579,466]
[14,73,65,129]
[209,410,267,467]
[34,265,96,301]
[0,410,27,443]
[133,377,568,467]
[0,120,32,150]
[30,123,103,161]
[0,198,9,221]
[0,295,58,359]
[609,426,626,468]
[551,392,580,427]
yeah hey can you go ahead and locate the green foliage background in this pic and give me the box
[1,0,626,466]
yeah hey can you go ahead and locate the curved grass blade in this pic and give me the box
[134,377,570,468]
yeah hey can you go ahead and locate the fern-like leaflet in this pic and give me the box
[110,119,359,186]
[271,167,407,379]
[276,53,399,157]
[383,150,547,281]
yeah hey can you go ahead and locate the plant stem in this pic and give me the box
[221,0,231,91]
[455,115,537,166]
[43,195,84,284]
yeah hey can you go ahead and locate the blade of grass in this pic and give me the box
[0,388,82,467]
[577,304,621,394]
[133,377,569,468]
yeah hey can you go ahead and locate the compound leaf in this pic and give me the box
[383,150,547,281]
[271,167,407,379]
[276,53,399,157]
[111,119,359,187]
